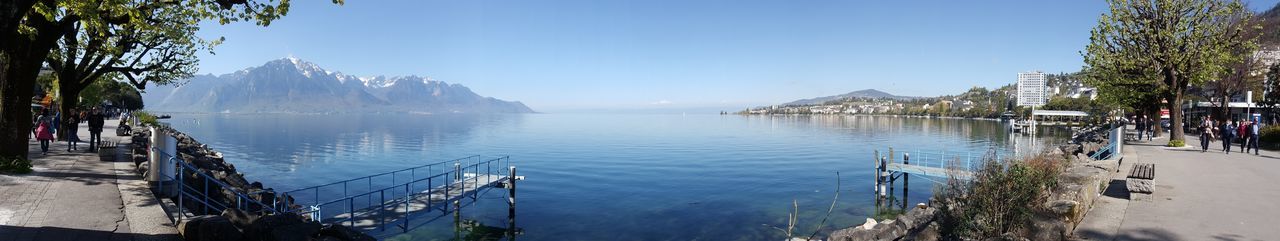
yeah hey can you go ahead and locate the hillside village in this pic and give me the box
[740,72,1095,118]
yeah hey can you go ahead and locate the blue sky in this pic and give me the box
[193,0,1280,112]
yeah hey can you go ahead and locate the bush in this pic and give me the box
[1167,139,1185,147]
[133,111,160,127]
[933,153,1064,239]
[1260,125,1280,149]
[0,155,33,174]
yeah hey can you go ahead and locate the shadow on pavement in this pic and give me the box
[0,225,178,241]
[1076,227,1184,241]
[1101,179,1129,200]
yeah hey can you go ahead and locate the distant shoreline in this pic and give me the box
[733,113,1006,122]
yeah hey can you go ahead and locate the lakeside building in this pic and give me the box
[1017,71,1047,107]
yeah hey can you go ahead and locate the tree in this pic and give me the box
[1262,63,1280,122]
[1084,0,1258,145]
[0,0,342,158]
[48,1,207,140]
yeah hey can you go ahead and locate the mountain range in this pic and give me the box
[142,58,534,113]
[782,89,916,106]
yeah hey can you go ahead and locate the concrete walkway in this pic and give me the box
[1074,134,1280,241]
[0,119,178,241]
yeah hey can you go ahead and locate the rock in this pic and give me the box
[1126,179,1154,194]
[319,224,377,241]
[1028,213,1066,241]
[1046,200,1078,217]
[177,215,217,241]
[221,208,259,229]
[860,218,878,230]
[196,216,243,241]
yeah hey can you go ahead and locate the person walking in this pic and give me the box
[34,109,55,155]
[1141,115,1152,141]
[1222,119,1237,154]
[65,108,80,152]
[88,108,105,152]
[1238,119,1249,153]
[1250,117,1261,155]
[1201,116,1216,152]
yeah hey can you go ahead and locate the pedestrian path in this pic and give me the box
[1073,135,1280,241]
[0,119,178,241]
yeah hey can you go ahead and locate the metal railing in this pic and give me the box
[897,149,1009,171]
[290,156,513,233]
[1089,125,1123,160]
[275,155,481,213]
[156,149,284,221]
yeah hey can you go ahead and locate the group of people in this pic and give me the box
[1134,115,1155,141]
[31,107,106,155]
[1197,115,1262,155]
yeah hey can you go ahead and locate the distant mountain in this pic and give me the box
[782,89,916,106]
[143,58,534,113]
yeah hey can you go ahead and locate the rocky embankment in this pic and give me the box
[132,127,376,241]
[827,125,1120,241]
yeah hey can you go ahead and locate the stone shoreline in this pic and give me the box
[827,125,1120,241]
[131,126,375,241]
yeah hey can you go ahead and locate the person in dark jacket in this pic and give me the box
[65,108,79,151]
[88,108,105,151]
[1136,115,1147,141]
[1222,119,1236,154]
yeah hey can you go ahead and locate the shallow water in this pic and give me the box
[160,113,1062,241]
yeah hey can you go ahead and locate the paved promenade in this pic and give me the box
[0,119,178,241]
[1075,134,1280,241]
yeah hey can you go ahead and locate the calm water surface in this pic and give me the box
[160,113,1060,241]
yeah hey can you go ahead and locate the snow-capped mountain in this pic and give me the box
[143,58,534,113]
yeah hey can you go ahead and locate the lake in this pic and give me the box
[159,113,1061,241]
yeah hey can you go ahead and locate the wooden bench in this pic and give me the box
[1126,163,1155,194]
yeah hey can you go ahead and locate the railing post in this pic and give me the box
[507,165,516,238]
[203,174,209,214]
[380,190,386,231]
[403,184,410,232]
[178,163,185,220]
[348,198,355,227]
[903,153,910,210]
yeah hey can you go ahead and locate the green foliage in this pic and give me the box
[133,111,160,127]
[1167,139,1186,147]
[0,155,33,174]
[1259,125,1280,149]
[934,154,1063,239]
[80,77,144,110]
[1263,63,1280,107]
[1083,0,1259,142]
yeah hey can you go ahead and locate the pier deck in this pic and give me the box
[329,173,519,231]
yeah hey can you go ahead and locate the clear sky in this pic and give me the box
[192,0,1280,112]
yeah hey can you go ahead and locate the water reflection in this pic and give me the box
[158,114,1068,241]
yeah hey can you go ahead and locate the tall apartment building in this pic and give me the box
[1017,71,1046,107]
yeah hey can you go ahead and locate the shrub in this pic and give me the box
[933,152,1063,239]
[1260,125,1280,149]
[0,155,33,174]
[1167,139,1185,147]
[133,111,160,127]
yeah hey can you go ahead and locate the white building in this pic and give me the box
[1017,71,1046,107]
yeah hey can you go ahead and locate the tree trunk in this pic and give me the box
[0,9,63,159]
[0,52,46,158]
[1149,107,1163,137]
[57,86,81,141]
[1167,93,1186,145]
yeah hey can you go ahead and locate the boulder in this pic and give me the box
[860,218,878,230]
[196,216,243,241]
[177,215,218,241]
